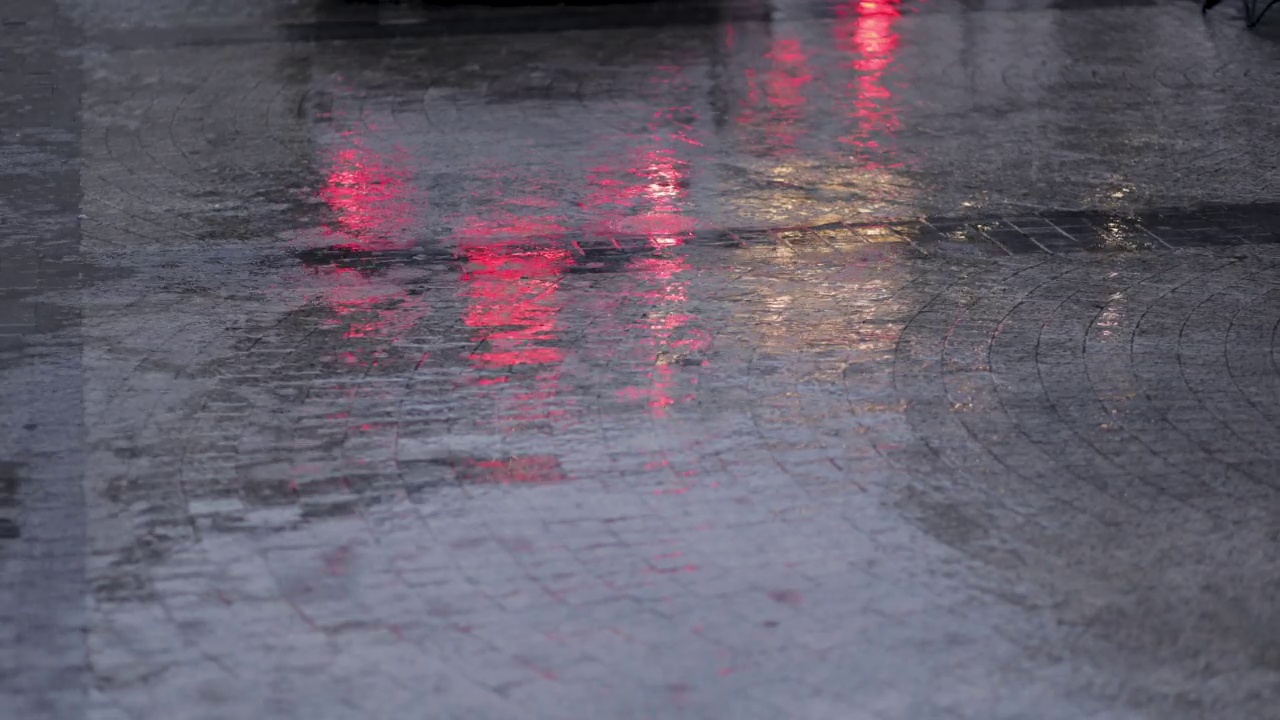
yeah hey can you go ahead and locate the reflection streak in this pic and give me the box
[835,0,902,163]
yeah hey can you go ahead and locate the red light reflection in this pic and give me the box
[737,34,815,154]
[455,213,574,432]
[319,138,421,249]
[635,148,695,247]
[456,456,565,485]
[834,0,902,162]
[580,71,700,246]
[612,256,710,418]
[601,68,708,415]
[301,134,430,371]
[460,237,571,370]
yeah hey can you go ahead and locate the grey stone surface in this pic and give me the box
[0,1,88,719]
[4,0,1280,718]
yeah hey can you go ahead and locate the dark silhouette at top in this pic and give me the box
[1204,0,1279,27]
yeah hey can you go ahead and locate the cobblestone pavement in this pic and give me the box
[5,0,1280,718]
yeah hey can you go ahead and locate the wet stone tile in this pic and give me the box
[9,0,1280,719]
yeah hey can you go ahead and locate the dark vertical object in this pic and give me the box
[1248,0,1280,25]
[0,1,88,718]
[1203,0,1280,27]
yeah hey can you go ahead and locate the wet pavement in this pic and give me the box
[5,0,1280,718]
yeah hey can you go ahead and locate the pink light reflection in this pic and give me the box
[736,33,815,155]
[305,136,430,370]
[319,139,422,249]
[635,148,695,247]
[457,455,566,485]
[612,257,710,418]
[459,235,570,370]
[455,215,574,430]
[834,0,903,162]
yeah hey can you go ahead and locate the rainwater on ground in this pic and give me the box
[5,1,1280,718]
